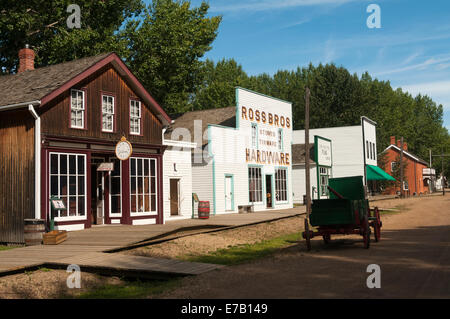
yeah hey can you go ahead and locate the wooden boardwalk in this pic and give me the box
[0,208,303,277]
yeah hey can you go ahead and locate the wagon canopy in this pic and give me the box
[366,165,396,181]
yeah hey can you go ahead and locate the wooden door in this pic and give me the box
[170,179,179,216]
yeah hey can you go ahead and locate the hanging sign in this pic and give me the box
[115,136,133,161]
[97,162,115,172]
[50,197,67,211]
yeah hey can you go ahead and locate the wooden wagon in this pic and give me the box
[302,176,382,250]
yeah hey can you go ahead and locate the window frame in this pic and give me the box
[49,152,87,222]
[248,166,263,204]
[101,93,116,133]
[275,168,288,203]
[70,89,86,130]
[130,157,158,216]
[251,123,258,149]
[129,99,142,136]
[109,157,122,217]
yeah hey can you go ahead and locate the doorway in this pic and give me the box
[169,179,180,216]
[91,158,105,225]
[265,175,273,209]
[225,175,234,211]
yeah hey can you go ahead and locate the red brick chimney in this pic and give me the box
[18,45,35,73]
[390,136,396,145]
[403,142,408,151]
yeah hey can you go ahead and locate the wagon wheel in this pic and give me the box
[373,207,381,242]
[323,234,331,244]
[363,217,371,249]
[304,218,312,251]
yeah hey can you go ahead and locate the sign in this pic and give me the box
[115,136,133,161]
[315,136,332,167]
[50,197,66,211]
[315,136,333,200]
[192,193,199,203]
[97,162,114,172]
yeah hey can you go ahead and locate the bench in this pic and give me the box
[238,205,254,214]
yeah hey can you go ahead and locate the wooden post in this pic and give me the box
[442,149,446,196]
[305,88,311,219]
[400,137,404,198]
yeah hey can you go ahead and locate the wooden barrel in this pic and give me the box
[198,201,210,219]
[24,219,45,246]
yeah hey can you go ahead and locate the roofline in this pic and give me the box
[294,124,361,132]
[235,87,293,105]
[361,116,377,126]
[163,139,197,149]
[383,145,429,165]
[39,52,172,125]
[0,100,41,111]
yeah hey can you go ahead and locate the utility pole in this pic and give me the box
[400,137,404,198]
[305,88,311,219]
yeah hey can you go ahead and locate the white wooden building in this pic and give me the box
[165,87,293,215]
[162,139,196,221]
[292,117,377,204]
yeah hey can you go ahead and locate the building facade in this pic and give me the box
[0,49,171,243]
[381,137,430,196]
[292,117,378,203]
[166,87,293,215]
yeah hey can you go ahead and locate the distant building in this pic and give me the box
[381,136,430,196]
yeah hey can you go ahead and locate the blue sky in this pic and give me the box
[148,0,450,130]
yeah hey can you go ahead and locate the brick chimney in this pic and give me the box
[403,142,408,151]
[390,136,396,145]
[18,45,35,73]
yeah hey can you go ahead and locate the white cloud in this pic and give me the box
[398,80,450,111]
[210,0,359,13]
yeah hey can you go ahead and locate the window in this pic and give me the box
[373,143,376,160]
[249,167,262,203]
[109,158,121,216]
[275,168,287,202]
[130,100,141,135]
[403,181,409,191]
[71,89,85,129]
[102,95,115,132]
[278,129,283,151]
[251,124,258,149]
[369,142,373,160]
[391,162,398,173]
[319,167,330,197]
[50,153,86,219]
[130,158,157,214]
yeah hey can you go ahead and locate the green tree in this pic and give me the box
[0,0,143,73]
[121,0,221,114]
[191,58,249,110]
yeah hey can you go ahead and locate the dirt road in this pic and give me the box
[162,195,450,299]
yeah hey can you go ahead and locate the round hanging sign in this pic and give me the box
[115,136,133,161]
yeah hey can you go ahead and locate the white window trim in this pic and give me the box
[50,152,87,222]
[130,100,142,136]
[251,123,258,149]
[70,89,85,129]
[275,168,288,203]
[249,166,263,204]
[109,157,122,217]
[130,157,158,216]
[102,95,115,133]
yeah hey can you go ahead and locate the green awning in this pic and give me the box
[366,165,396,181]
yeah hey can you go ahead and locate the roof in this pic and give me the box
[164,106,236,145]
[0,52,171,125]
[384,145,429,166]
[292,143,315,165]
[0,53,110,107]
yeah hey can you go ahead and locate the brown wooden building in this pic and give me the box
[0,48,171,244]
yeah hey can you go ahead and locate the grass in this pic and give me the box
[182,232,302,266]
[0,245,21,251]
[76,278,181,299]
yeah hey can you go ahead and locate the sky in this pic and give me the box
[149,0,450,130]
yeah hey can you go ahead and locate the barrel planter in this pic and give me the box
[198,201,210,219]
[24,219,45,246]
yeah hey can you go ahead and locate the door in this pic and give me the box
[266,175,273,209]
[96,171,105,225]
[170,179,180,216]
[225,175,234,211]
